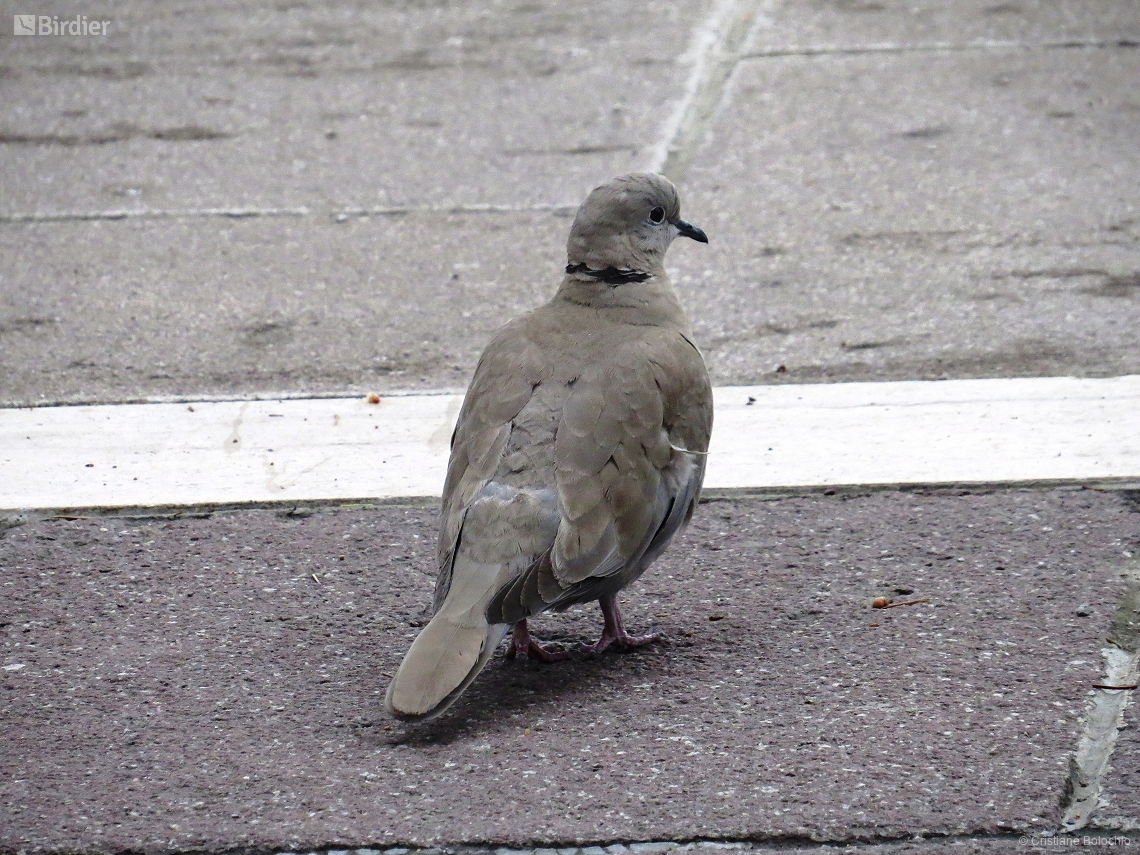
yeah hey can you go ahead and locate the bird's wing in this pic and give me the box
[388,316,563,720]
[433,319,550,610]
[487,331,712,623]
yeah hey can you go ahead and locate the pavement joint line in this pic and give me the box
[1090,816,1140,833]
[0,202,578,226]
[651,0,772,182]
[4,479,1139,530]
[2,375,1139,512]
[645,0,743,175]
[255,829,1134,855]
[2,386,468,410]
[1061,560,1140,832]
[740,36,1139,60]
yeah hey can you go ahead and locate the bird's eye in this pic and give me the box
[649,206,665,224]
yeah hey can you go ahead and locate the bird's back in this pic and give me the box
[435,281,712,618]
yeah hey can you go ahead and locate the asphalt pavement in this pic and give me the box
[2,490,1139,851]
[2,0,1140,852]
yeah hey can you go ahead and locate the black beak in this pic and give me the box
[672,218,708,244]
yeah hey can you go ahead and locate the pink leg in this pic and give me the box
[581,593,661,653]
[504,619,570,662]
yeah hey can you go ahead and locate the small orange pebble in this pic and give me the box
[366,392,381,404]
[872,596,891,609]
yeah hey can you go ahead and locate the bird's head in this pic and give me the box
[565,173,707,281]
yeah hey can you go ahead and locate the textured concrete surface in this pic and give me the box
[677,45,1140,385]
[2,2,1138,405]
[0,211,573,404]
[0,0,704,214]
[270,840,1136,855]
[3,0,1140,851]
[1095,539,1140,832]
[746,0,1140,50]
[1099,716,1140,830]
[2,489,1138,851]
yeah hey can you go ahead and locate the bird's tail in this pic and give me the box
[385,559,510,721]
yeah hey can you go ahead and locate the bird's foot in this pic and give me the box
[505,619,570,662]
[579,627,661,654]
[579,593,661,653]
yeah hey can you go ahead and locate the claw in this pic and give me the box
[506,619,570,662]
[582,593,661,653]
[579,630,660,654]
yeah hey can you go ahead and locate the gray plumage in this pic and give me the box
[385,173,713,720]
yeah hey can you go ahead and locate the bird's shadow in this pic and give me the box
[366,636,677,748]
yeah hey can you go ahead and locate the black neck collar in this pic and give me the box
[565,263,652,285]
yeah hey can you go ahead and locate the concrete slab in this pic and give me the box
[598,843,1104,854]
[0,210,576,406]
[746,0,1140,53]
[2,5,1137,411]
[3,376,1140,511]
[2,488,1137,850]
[1099,716,1140,830]
[1093,555,1140,832]
[677,43,1140,385]
[0,0,709,215]
[742,842,1103,855]
[6,45,1138,405]
[268,841,1132,855]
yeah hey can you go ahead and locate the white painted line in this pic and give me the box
[709,375,1140,489]
[1,376,1138,511]
[0,393,461,510]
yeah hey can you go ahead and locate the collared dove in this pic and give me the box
[385,173,712,721]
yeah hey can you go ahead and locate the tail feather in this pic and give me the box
[385,614,508,721]
[385,555,514,721]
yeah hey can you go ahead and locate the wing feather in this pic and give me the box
[437,317,712,628]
